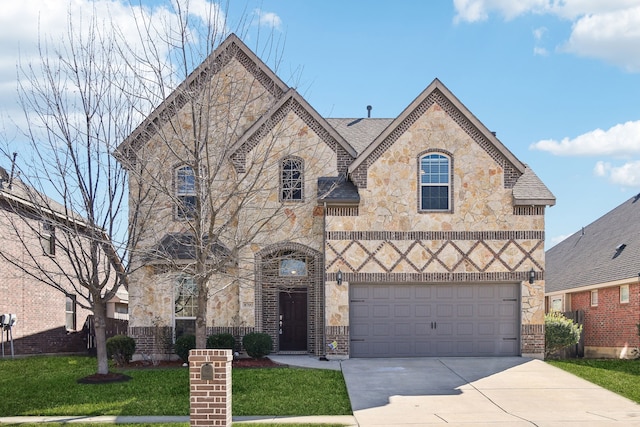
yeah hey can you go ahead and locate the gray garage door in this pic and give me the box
[350,283,519,357]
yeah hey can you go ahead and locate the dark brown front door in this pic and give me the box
[279,290,307,351]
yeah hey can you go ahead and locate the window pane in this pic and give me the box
[421,186,449,210]
[282,158,303,201]
[280,258,307,276]
[175,277,197,317]
[621,285,629,303]
[177,195,197,219]
[177,166,195,195]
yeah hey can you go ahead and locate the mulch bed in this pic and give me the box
[77,357,283,383]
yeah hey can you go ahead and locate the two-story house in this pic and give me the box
[119,34,555,360]
[0,167,128,355]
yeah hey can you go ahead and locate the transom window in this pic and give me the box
[419,153,450,211]
[176,165,196,219]
[281,157,303,201]
[280,256,307,276]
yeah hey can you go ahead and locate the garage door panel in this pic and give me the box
[350,283,519,357]
[395,304,411,317]
[372,305,390,318]
[415,304,431,317]
[457,304,474,317]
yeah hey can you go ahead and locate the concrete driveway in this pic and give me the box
[340,357,640,426]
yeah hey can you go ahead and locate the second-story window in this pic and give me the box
[281,157,303,201]
[41,221,56,256]
[176,165,196,219]
[419,153,450,211]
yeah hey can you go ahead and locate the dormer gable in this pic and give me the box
[230,89,357,175]
[348,79,524,187]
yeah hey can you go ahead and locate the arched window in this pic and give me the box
[281,157,303,201]
[175,165,196,219]
[419,153,450,211]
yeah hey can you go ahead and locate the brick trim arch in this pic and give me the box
[254,242,324,355]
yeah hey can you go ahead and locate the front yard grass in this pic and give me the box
[547,359,640,403]
[0,356,351,417]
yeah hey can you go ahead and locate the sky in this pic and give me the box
[1,0,640,250]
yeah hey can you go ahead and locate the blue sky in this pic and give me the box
[2,0,640,249]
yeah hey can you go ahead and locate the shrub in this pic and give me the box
[207,333,236,350]
[174,334,196,362]
[242,332,273,359]
[545,311,582,359]
[106,335,136,367]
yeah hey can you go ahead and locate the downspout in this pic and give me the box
[320,201,328,361]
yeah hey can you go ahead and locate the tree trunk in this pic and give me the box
[93,301,110,375]
[195,279,208,349]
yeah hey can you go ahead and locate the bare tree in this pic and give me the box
[118,1,339,350]
[0,8,152,375]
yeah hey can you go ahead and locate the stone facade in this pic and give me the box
[120,34,554,360]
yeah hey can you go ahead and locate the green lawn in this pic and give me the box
[0,356,351,417]
[547,359,640,403]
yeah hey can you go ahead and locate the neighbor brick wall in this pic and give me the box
[571,284,640,349]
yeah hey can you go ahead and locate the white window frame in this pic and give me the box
[281,157,304,202]
[41,221,56,256]
[174,275,197,340]
[591,289,598,307]
[419,153,451,211]
[550,296,563,312]
[175,165,197,219]
[620,284,630,304]
[65,295,76,331]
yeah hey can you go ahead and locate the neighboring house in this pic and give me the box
[0,167,127,355]
[546,194,640,359]
[120,34,555,360]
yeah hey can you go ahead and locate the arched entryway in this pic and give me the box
[255,243,323,355]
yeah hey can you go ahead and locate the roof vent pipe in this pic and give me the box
[366,105,372,118]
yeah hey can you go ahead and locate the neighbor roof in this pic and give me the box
[546,194,640,293]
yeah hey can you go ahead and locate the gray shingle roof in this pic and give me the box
[545,194,640,293]
[317,176,360,205]
[326,118,393,155]
[145,233,231,262]
[512,166,556,206]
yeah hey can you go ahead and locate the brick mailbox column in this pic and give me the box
[189,349,233,427]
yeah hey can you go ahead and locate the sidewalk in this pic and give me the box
[0,415,358,425]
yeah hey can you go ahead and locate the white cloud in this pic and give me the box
[453,1,640,72]
[254,9,282,31]
[530,120,640,156]
[0,0,227,130]
[562,7,640,72]
[453,0,549,23]
[594,160,640,187]
[533,27,548,56]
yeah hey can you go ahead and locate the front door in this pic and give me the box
[279,290,307,351]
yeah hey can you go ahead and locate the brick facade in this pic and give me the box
[571,284,640,357]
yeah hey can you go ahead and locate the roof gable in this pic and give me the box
[117,33,289,160]
[348,79,526,189]
[230,89,357,174]
[546,194,640,293]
